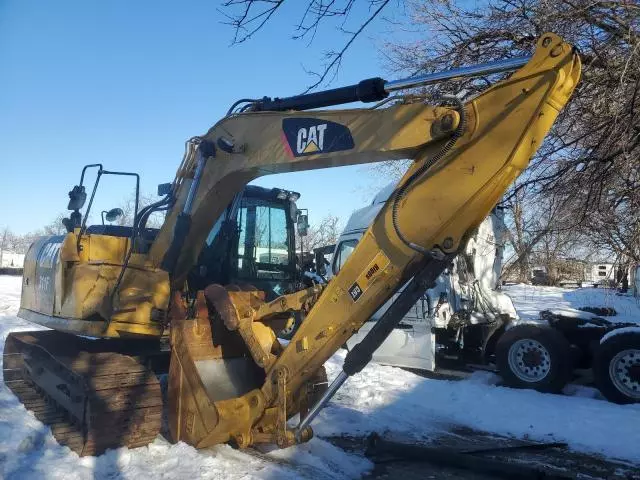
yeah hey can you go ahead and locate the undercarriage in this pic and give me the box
[3,331,169,456]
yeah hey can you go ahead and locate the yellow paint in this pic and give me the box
[16,33,581,451]
[348,250,391,302]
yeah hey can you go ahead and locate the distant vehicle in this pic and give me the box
[586,262,618,287]
[530,261,626,288]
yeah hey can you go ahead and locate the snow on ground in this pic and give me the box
[0,252,25,269]
[601,326,640,344]
[0,276,639,479]
[317,284,640,465]
[503,283,640,324]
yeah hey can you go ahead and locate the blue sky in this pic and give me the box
[0,1,410,234]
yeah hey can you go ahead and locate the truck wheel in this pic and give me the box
[496,324,572,393]
[594,331,640,404]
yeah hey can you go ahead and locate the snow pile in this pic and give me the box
[318,351,640,463]
[503,284,640,325]
[543,307,598,320]
[600,326,640,344]
[1,436,369,480]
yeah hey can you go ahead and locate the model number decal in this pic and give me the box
[365,263,380,280]
[348,251,390,302]
[37,274,52,293]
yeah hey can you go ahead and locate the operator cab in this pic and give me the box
[191,185,303,300]
[59,164,303,301]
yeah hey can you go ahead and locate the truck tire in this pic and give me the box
[593,331,640,404]
[496,324,572,393]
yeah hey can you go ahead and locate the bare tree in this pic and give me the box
[220,1,640,270]
[220,1,639,211]
[42,214,68,236]
[0,227,9,267]
[500,183,593,283]
[114,193,165,229]
[385,0,639,264]
[502,185,535,282]
[220,0,393,90]
[362,0,640,277]
[0,213,67,259]
[581,178,640,263]
[299,214,341,252]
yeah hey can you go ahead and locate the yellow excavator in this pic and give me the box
[3,33,580,456]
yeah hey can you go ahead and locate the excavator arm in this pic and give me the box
[164,33,581,449]
[149,99,462,280]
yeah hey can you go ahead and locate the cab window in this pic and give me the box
[236,198,291,280]
[333,239,358,275]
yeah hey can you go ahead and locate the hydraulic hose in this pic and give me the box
[392,96,467,254]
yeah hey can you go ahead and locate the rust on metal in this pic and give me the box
[204,284,241,330]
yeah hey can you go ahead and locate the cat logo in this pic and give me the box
[296,123,327,154]
[282,118,354,157]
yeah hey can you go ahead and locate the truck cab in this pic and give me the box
[332,183,517,371]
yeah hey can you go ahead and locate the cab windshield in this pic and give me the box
[236,197,293,281]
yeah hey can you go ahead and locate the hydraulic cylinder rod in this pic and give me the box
[384,56,530,92]
[296,256,450,439]
[251,56,531,112]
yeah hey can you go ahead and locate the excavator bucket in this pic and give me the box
[167,288,270,447]
[168,287,327,448]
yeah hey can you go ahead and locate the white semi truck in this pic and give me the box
[321,184,640,404]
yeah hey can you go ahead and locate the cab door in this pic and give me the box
[333,234,435,371]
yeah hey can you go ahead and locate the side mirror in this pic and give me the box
[105,208,124,223]
[67,185,87,211]
[297,213,309,237]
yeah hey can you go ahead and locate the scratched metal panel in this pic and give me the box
[34,236,64,315]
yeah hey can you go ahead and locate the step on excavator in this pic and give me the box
[3,33,580,456]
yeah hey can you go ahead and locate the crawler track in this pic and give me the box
[3,330,169,456]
